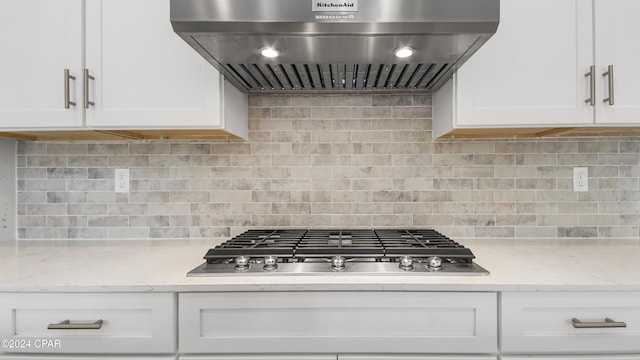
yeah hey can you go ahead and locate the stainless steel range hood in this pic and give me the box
[171,0,499,93]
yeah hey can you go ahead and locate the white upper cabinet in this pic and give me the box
[433,0,640,139]
[84,0,234,130]
[0,0,84,129]
[0,0,247,139]
[594,0,640,124]
[455,0,593,127]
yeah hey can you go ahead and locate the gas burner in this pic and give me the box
[234,256,250,271]
[188,229,489,276]
[263,256,278,271]
[399,256,414,271]
[330,256,346,272]
[426,256,443,271]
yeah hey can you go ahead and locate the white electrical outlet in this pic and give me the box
[573,167,588,192]
[115,169,130,193]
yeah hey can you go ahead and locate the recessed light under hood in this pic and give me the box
[171,0,499,93]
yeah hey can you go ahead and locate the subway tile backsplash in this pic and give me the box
[16,94,640,240]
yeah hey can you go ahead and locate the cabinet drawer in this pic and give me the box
[179,357,496,360]
[179,356,334,360]
[340,356,497,360]
[0,357,176,360]
[502,357,640,360]
[179,292,497,354]
[501,291,640,353]
[0,293,176,354]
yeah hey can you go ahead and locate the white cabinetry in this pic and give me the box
[0,293,177,354]
[179,357,497,360]
[0,0,247,140]
[339,357,496,360]
[0,357,176,360]
[2,289,640,359]
[179,292,497,355]
[84,0,245,135]
[179,356,335,360]
[502,357,640,360]
[433,0,640,139]
[501,291,640,354]
[0,0,84,129]
[593,0,640,125]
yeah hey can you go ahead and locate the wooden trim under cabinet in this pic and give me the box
[436,127,640,139]
[0,129,244,141]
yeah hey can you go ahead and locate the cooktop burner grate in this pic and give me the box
[205,229,303,257]
[191,229,489,276]
[205,229,474,261]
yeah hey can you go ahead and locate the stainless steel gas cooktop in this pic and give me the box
[188,229,489,276]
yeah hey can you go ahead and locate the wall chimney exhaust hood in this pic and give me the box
[171,0,499,93]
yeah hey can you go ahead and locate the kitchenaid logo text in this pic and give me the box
[312,0,358,12]
[316,2,355,8]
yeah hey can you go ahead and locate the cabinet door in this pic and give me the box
[455,0,594,127]
[84,0,223,129]
[594,0,640,124]
[180,292,497,354]
[339,357,496,360]
[0,357,176,360]
[0,0,84,129]
[502,357,640,360]
[179,356,335,360]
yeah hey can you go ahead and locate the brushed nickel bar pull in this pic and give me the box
[602,64,614,105]
[64,69,76,109]
[584,65,595,106]
[572,317,626,328]
[48,319,104,330]
[84,69,95,108]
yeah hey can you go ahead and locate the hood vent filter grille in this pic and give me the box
[224,63,450,93]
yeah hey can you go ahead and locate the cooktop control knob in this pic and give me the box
[399,256,414,271]
[426,256,443,271]
[263,256,278,271]
[234,256,250,271]
[330,256,346,272]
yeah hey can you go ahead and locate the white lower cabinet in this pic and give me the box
[179,356,335,360]
[0,357,176,360]
[0,293,177,354]
[501,291,640,354]
[5,290,640,359]
[501,357,640,360]
[179,292,497,355]
[340,356,497,360]
[177,357,497,360]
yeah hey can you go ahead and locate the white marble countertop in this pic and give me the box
[1,238,640,292]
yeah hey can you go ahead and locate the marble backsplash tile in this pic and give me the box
[15,94,640,240]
